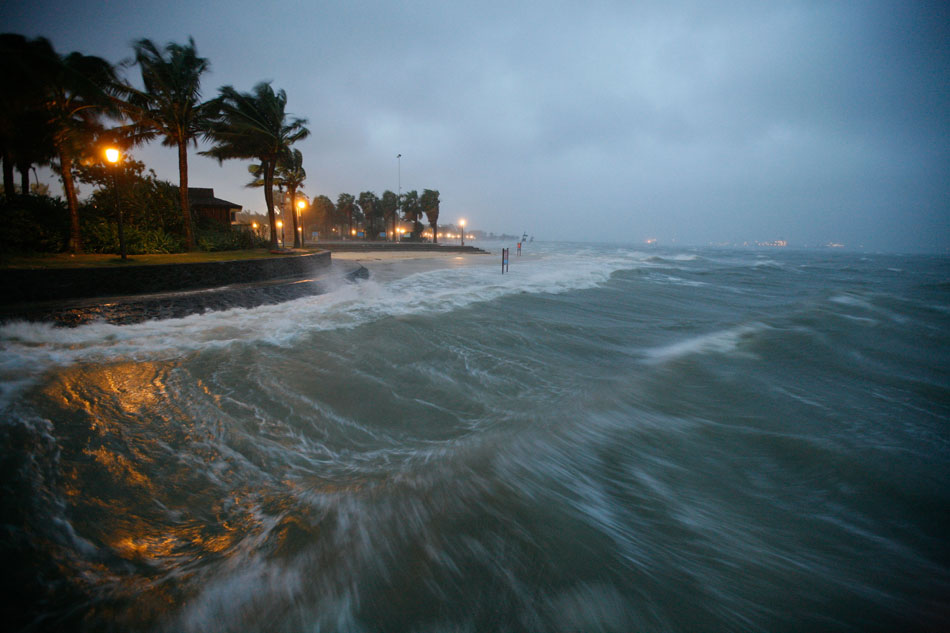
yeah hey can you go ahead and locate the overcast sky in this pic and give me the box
[5,0,948,251]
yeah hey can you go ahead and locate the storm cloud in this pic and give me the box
[5,0,948,251]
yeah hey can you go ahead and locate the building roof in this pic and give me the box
[188,188,241,210]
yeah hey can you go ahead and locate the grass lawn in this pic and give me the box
[2,248,324,269]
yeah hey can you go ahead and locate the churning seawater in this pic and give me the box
[1,244,948,632]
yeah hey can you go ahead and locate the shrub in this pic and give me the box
[80,219,184,254]
[0,194,70,254]
[196,226,265,251]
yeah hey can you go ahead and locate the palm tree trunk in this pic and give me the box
[178,141,195,251]
[2,150,15,198]
[263,161,279,249]
[431,221,438,243]
[59,147,83,254]
[19,165,30,195]
[289,185,300,247]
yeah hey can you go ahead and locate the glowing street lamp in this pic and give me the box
[296,198,307,247]
[104,147,127,261]
[459,218,466,246]
[277,220,284,248]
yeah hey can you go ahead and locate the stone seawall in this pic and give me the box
[1,251,331,304]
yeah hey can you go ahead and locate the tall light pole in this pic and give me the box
[296,198,307,247]
[397,153,401,242]
[459,218,466,246]
[277,220,284,248]
[104,147,127,261]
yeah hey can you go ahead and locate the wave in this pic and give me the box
[829,292,909,324]
[645,253,702,264]
[646,273,708,287]
[642,323,768,363]
[829,293,874,310]
[0,249,646,406]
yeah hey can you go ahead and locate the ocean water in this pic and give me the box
[1,243,948,632]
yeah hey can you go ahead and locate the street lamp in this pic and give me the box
[296,198,307,247]
[396,153,402,242]
[104,147,127,261]
[277,220,284,248]
[459,218,466,246]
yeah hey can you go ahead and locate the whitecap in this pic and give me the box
[0,245,650,403]
[829,294,873,310]
[643,323,766,363]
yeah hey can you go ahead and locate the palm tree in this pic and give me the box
[337,192,356,237]
[380,190,399,240]
[278,148,306,247]
[401,190,423,239]
[127,37,212,251]
[0,35,72,201]
[421,188,440,243]
[51,53,120,253]
[359,191,382,240]
[9,36,120,252]
[12,110,55,195]
[247,149,306,246]
[1,33,38,197]
[202,82,309,249]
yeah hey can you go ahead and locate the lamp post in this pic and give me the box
[296,198,307,247]
[397,153,401,242]
[459,218,466,246]
[277,220,284,248]
[104,147,127,261]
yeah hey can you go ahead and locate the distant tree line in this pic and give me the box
[299,188,441,242]
[0,33,443,255]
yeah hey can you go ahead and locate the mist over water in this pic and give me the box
[2,244,948,632]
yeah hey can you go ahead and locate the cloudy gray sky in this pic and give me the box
[5,0,948,251]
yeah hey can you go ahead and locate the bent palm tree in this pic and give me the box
[2,35,119,251]
[127,38,211,251]
[202,82,309,249]
[32,39,120,253]
[247,149,305,246]
[278,149,306,247]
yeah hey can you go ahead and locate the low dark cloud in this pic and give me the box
[5,0,948,251]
